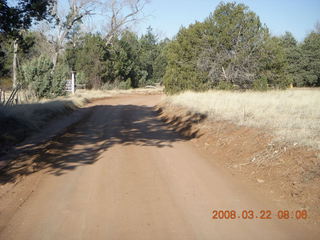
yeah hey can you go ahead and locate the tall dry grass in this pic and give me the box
[0,88,162,135]
[1,87,162,105]
[0,89,112,146]
[164,89,320,149]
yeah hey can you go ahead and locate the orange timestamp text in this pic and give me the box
[211,209,308,220]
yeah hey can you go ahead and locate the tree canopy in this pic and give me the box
[0,1,320,96]
[0,0,52,34]
[164,2,298,93]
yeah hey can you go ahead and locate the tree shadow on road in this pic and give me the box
[0,104,206,183]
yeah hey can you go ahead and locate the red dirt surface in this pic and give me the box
[158,103,320,224]
[0,94,319,240]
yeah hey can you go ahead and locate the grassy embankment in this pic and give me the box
[0,88,161,152]
[164,89,320,150]
[161,89,320,219]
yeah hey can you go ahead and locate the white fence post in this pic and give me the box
[66,72,76,94]
[71,71,75,94]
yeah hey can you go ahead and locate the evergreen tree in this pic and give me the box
[164,22,207,94]
[139,27,158,84]
[300,30,320,86]
[163,2,293,93]
[259,35,290,89]
[152,38,169,84]
[103,31,143,88]
[279,32,303,87]
[200,2,270,89]
[66,34,107,88]
[0,0,53,34]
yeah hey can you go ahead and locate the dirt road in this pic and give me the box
[0,94,318,239]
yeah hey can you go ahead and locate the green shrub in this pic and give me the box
[21,56,67,98]
[22,56,52,98]
[51,63,68,96]
[253,76,268,91]
[118,78,132,90]
[76,71,87,85]
[216,81,235,90]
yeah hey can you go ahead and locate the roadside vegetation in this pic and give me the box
[0,0,165,150]
[164,2,320,93]
[0,87,160,154]
[164,89,320,150]
[0,0,167,99]
[1,1,319,98]
[0,26,167,98]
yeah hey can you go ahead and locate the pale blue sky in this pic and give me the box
[9,0,319,41]
[137,0,320,41]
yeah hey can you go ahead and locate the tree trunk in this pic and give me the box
[52,50,59,71]
[12,39,18,88]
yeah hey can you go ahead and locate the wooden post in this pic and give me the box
[12,39,20,104]
[13,39,18,88]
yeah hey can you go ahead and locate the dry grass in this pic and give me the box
[1,87,162,105]
[0,89,113,105]
[0,90,101,133]
[0,88,162,148]
[164,89,320,149]
[0,91,94,150]
[1,100,85,129]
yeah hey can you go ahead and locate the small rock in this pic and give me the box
[232,164,238,169]
[257,179,265,183]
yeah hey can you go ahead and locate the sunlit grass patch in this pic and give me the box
[164,89,320,149]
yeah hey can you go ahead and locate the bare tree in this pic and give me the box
[49,0,97,69]
[45,0,148,68]
[101,0,149,45]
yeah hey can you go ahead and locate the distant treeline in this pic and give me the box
[65,28,168,90]
[0,1,319,97]
[0,0,168,98]
[0,27,168,97]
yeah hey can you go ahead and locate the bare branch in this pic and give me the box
[101,0,149,45]
[46,0,98,68]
